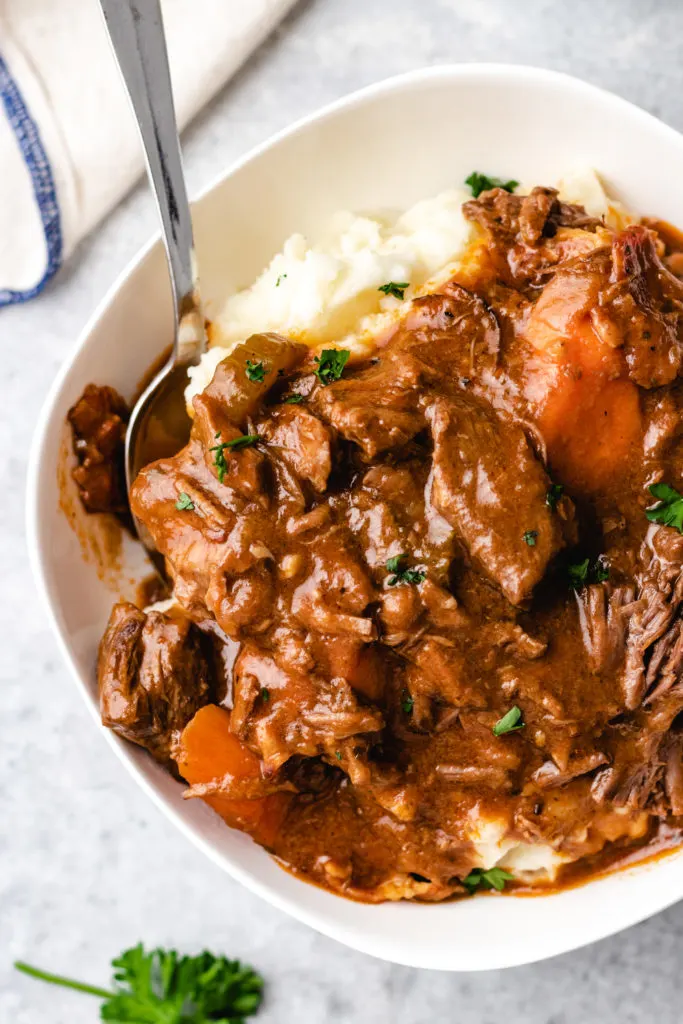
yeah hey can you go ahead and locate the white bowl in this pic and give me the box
[27,64,683,971]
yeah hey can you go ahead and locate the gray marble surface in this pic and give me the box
[5,0,683,1020]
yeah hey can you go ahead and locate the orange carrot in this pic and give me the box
[531,327,642,494]
[176,704,289,847]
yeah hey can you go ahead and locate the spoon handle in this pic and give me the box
[99,0,204,366]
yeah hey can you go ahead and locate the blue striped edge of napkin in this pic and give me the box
[0,53,62,308]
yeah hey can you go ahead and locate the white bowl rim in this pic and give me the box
[26,61,683,971]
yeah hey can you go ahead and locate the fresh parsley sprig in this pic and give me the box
[245,360,267,383]
[313,349,350,386]
[462,867,514,894]
[378,281,409,300]
[465,172,519,198]
[645,482,683,533]
[175,492,195,511]
[386,554,426,587]
[401,690,414,715]
[492,705,525,737]
[546,483,564,511]
[15,945,264,1023]
[210,433,261,483]
[568,555,610,590]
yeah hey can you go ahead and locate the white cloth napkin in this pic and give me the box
[0,0,298,306]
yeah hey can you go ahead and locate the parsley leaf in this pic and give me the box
[401,690,414,715]
[386,553,426,587]
[523,530,538,547]
[593,555,610,583]
[275,273,287,286]
[492,705,525,737]
[283,393,304,404]
[261,687,270,702]
[15,945,264,1023]
[465,172,519,198]
[313,349,350,386]
[245,359,266,383]
[335,751,342,761]
[462,867,514,894]
[568,556,610,589]
[546,483,564,511]
[210,434,261,483]
[645,482,683,533]
[175,492,195,512]
[568,557,590,589]
[378,281,409,300]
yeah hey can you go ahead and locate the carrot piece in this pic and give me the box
[539,373,642,493]
[176,704,289,847]
[530,322,643,493]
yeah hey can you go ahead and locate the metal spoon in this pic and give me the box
[99,0,206,568]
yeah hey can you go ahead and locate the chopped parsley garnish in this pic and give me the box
[175,492,194,511]
[386,553,426,587]
[245,359,266,383]
[261,687,270,702]
[546,483,564,511]
[313,349,350,386]
[14,945,264,1023]
[593,556,610,583]
[568,557,590,589]
[283,393,304,404]
[462,867,514,894]
[465,172,519,198]
[523,530,538,547]
[568,556,610,589]
[378,281,409,300]
[335,751,342,761]
[645,482,683,533]
[401,690,414,715]
[492,705,525,737]
[275,273,287,286]
[210,434,261,483]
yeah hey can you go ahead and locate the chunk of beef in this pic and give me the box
[130,431,275,631]
[312,355,425,458]
[291,527,377,638]
[611,226,683,388]
[463,186,601,284]
[427,394,571,605]
[205,566,275,637]
[67,384,129,515]
[257,404,333,492]
[464,186,599,243]
[232,645,383,777]
[98,602,212,762]
[395,285,500,383]
[347,460,433,561]
[643,392,683,462]
[404,636,481,709]
[312,286,501,456]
